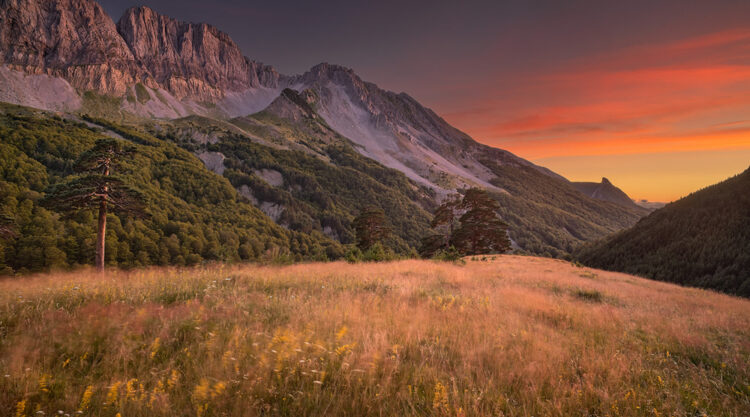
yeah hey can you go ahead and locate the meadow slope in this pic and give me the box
[1,256,748,416]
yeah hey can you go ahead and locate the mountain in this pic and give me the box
[145,85,644,257]
[146,88,437,252]
[116,5,280,102]
[577,167,750,296]
[572,177,647,212]
[0,0,649,259]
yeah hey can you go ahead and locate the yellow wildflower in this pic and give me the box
[15,399,26,417]
[193,378,211,403]
[336,326,348,341]
[335,342,356,356]
[38,374,51,393]
[167,370,179,390]
[211,381,226,399]
[126,378,139,400]
[79,385,94,412]
[106,381,121,406]
[150,337,161,359]
[433,382,449,413]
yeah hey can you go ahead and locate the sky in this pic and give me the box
[99,0,750,202]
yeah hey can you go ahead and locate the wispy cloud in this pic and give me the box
[443,28,750,160]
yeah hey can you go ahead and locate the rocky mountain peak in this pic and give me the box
[116,5,256,101]
[0,0,143,94]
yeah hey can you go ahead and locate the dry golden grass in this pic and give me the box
[1,255,748,416]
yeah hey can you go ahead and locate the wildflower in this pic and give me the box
[105,382,121,406]
[150,337,161,359]
[167,370,179,390]
[38,374,52,393]
[125,378,139,401]
[193,378,211,403]
[335,326,348,341]
[335,343,356,356]
[211,381,226,399]
[15,399,26,417]
[433,382,449,413]
[79,385,94,411]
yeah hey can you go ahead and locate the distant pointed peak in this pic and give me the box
[601,177,612,185]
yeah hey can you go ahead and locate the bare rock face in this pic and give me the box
[0,0,144,95]
[0,0,281,105]
[117,6,279,101]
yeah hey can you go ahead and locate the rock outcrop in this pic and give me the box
[117,6,279,102]
[0,0,281,103]
[0,0,145,94]
[572,178,646,211]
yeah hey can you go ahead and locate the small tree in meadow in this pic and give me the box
[42,139,147,272]
[352,207,391,251]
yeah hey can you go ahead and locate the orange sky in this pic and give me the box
[442,28,750,202]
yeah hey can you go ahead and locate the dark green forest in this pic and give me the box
[576,167,750,297]
[0,104,341,274]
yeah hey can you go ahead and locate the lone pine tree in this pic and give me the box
[42,139,147,272]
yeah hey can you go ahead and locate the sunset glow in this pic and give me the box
[442,28,750,202]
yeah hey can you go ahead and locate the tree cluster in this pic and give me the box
[420,188,511,258]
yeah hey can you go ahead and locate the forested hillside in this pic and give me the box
[146,89,437,253]
[577,167,750,296]
[142,89,644,258]
[0,104,341,274]
[480,161,645,257]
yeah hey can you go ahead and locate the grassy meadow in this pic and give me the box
[1,256,749,416]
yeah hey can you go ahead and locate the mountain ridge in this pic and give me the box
[577,167,750,296]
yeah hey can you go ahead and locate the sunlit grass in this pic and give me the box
[1,256,748,416]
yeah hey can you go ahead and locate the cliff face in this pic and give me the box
[0,1,280,102]
[116,6,279,101]
[0,0,144,94]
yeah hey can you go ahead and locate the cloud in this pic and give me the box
[442,28,750,160]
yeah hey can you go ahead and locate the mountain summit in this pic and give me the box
[572,177,645,211]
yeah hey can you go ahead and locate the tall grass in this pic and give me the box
[1,256,748,416]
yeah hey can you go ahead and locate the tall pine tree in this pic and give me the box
[42,139,147,272]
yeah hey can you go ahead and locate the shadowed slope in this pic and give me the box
[577,167,750,296]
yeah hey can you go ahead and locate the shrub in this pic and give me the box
[432,246,463,263]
